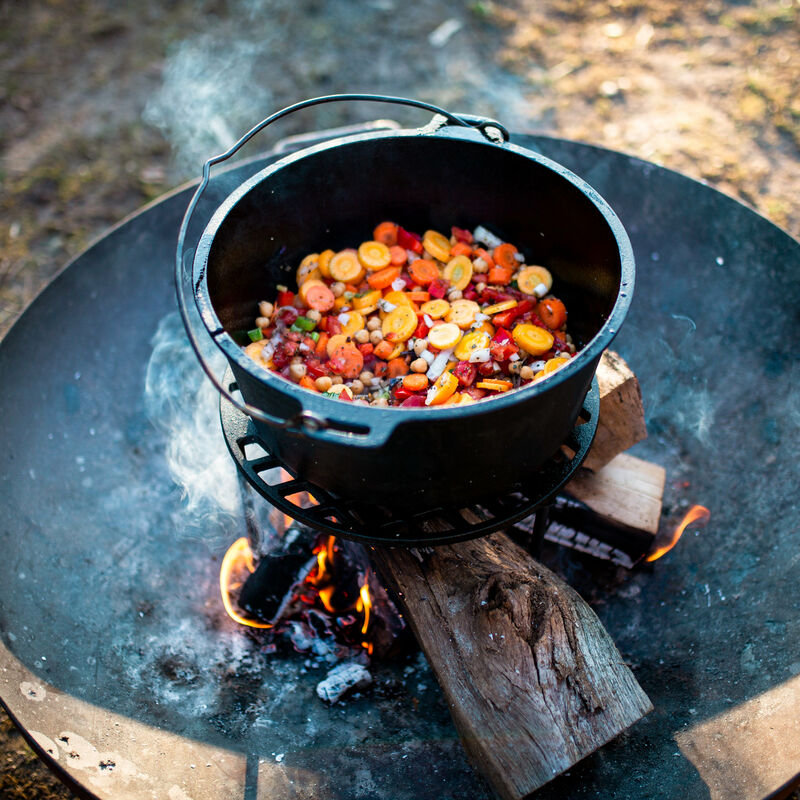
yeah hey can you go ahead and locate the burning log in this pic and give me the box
[370,534,652,800]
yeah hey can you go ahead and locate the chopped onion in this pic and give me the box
[391,278,406,291]
[508,352,520,362]
[421,349,435,365]
[468,347,491,363]
[514,251,525,262]
[531,360,547,371]
[426,348,454,380]
[370,377,382,387]
[298,343,310,353]
[378,299,397,312]
[337,312,350,325]
[423,313,434,328]
[407,250,420,262]
[474,313,489,322]
[472,257,487,270]
[472,225,503,250]
[261,344,275,363]
[534,282,548,297]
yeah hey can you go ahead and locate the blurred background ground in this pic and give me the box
[0,0,797,797]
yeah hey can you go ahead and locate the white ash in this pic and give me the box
[316,662,372,704]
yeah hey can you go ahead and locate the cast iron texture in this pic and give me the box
[0,136,798,800]
[191,122,634,514]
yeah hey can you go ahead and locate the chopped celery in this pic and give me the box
[247,328,264,342]
[294,315,316,331]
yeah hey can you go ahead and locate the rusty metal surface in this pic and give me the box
[1,135,799,800]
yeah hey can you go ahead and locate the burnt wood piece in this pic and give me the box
[370,534,652,800]
[582,350,647,472]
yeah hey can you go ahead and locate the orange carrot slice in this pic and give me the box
[389,245,407,266]
[373,221,398,246]
[387,357,410,378]
[492,243,518,270]
[328,344,363,379]
[408,259,439,286]
[487,265,513,285]
[367,265,401,290]
[402,373,429,392]
[304,282,335,312]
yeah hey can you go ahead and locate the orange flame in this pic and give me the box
[356,576,372,636]
[219,537,272,628]
[646,505,710,562]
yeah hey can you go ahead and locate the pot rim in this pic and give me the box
[192,125,634,424]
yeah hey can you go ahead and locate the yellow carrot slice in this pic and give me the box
[422,229,451,262]
[512,323,554,356]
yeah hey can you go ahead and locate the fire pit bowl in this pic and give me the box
[178,94,634,516]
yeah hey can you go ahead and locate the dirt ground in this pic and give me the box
[1,0,798,797]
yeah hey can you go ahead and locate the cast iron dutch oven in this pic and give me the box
[177,94,634,514]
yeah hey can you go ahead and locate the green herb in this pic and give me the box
[310,331,320,342]
[511,279,519,290]
[247,328,264,342]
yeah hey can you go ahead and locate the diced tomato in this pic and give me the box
[400,395,427,407]
[276,290,294,308]
[462,286,478,301]
[326,316,343,336]
[481,286,515,304]
[478,360,495,376]
[453,360,477,387]
[305,360,329,379]
[275,306,299,326]
[428,278,449,299]
[489,329,519,362]
[451,226,473,243]
[396,226,423,254]
[463,386,487,401]
[414,314,430,339]
[358,342,374,357]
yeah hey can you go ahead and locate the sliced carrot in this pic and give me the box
[315,332,329,358]
[408,258,440,286]
[358,240,391,271]
[403,373,429,391]
[487,265,514,285]
[389,245,407,266]
[450,241,473,258]
[408,290,430,303]
[373,339,397,360]
[373,360,388,378]
[328,344,363,379]
[537,297,567,329]
[367,265,401,290]
[329,250,364,283]
[304,282,335,312]
[474,247,495,268]
[387,357,410,378]
[299,375,318,391]
[373,221,398,246]
[493,243,519,270]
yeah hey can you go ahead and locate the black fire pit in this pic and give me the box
[1,130,799,800]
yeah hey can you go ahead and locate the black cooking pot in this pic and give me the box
[177,95,634,514]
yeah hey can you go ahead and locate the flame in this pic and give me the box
[646,505,710,562]
[356,576,372,635]
[219,537,272,628]
[280,468,319,530]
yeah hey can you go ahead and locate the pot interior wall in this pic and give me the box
[205,134,623,348]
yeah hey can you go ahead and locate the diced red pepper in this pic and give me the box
[305,360,329,379]
[428,278,449,299]
[358,342,374,357]
[451,226,473,243]
[481,286,515,304]
[326,316,343,336]
[492,310,516,329]
[393,383,414,401]
[338,390,353,402]
[400,395,426,407]
[396,226,423,254]
[462,286,478,301]
[414,314,430,339]
[276,290,295,308]
[453,360,477,387]
[275,306,299,326]
[478,360,496,376]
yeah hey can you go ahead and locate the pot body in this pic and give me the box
[194,125,634,512]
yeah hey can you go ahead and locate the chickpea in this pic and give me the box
[315,375,333,392]
[372,396,389,407]
[288,362,306,381]
[359,370,374,384]
[508,361,522,375]
[447,289,463,302]
[350,379,365,395]
[475,282,486,294]
[258,300,274,318]
[520,365,535,381]
[330,375,343,385]
[366,316,381,331]
[331,281,346,297]
[290,355,303,364]
[369,329,384,345]
[413,338,428,356]
[255,316,271,328]
[306,308,322,324]
[472,259,489,274]
[410,357,428,373]
[354,328,370,344]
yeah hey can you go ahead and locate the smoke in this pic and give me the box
[144,311,242,527]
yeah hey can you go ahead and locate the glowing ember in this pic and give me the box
[646,505,710,562]
[219,537,272,628]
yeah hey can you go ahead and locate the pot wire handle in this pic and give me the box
[175,93,509,433]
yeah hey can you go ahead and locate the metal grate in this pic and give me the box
[220,375,599,546]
